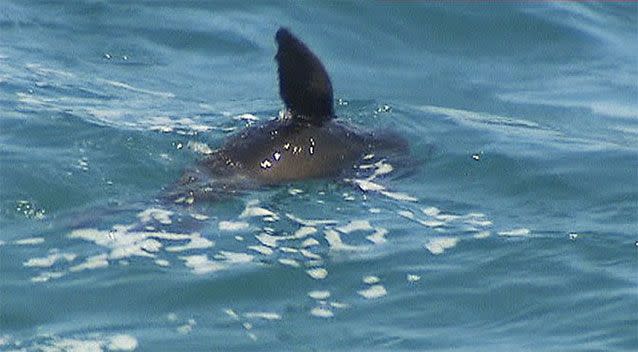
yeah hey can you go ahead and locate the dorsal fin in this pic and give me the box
[275,28,334,125]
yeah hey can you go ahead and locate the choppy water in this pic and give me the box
[1,2,637,351]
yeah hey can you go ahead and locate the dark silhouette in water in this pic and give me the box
[171,28,407,203]
[275,27,334,123]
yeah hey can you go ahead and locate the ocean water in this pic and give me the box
[1,1,637,351]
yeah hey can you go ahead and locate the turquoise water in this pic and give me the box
[1,2,637,351]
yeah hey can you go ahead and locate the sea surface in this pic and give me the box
[1,2,637,351]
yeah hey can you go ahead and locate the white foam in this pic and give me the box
[109,238,161,260]
[174,195,195,205]
[358,285,387,299]
[336,220,373,234]
[69,226,211,265]
[359,159,393,176]
[498,228,531,237]
[31,271,65,283]
[47,338,103,352]
[466,218,493,227]
[240,202,277,219]
[399,210,445,228]
[103,79,175,98]
[218,221,249,232]
[24,334,137,352]
[278,258,300,267]
[325,229,367,252]
[154,259,170,267]
[177,319,196,335]
[279,247,298,253]
[244,312,281,320]
[308,290,331,300]
[108,334,138,351]
[165,234,214,252]
[366,228,388,244]
[179,255,225,274]
[304,260,323,267]
[190,213,209,221]
[425,237,459,255]
[255,233,281,248]
[84,107,124,121]
[398,210,415,219]
[310,307,334,318]
[187,141,214,155]
[407,274,421,282]
[147,116,212,133]
[224,309,240,320]
[422,207,441,217]
[233,113,260,121]
[435,214,461,222]
[288,188,304,195]
[23,251,76,268]
[248,245,274,255]
[301,238,320,248]
[353,178,417,201]
[137,208,173,225]
[291,226,317,239]
[330,301,349,309]
[69,254,109,272]
[422,219,446,227]
[380,191,418,202]
[300,249,322,260]
[473,231,491,239]
[372,161,394,177]
[363,276,381,284]
[13,237,45,245]
[141,232,192,241]
[216,251,254,264]
[286,214,338,226]
[306,268,328,280]
[354,179,385,192]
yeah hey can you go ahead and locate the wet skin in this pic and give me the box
[202,118,371,184]
[170,28,408,202]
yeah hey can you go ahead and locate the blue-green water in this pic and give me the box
[1,2,637,351]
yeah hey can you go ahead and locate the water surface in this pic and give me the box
[1,2,637,351]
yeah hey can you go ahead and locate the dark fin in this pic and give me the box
[275,27,334,124]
